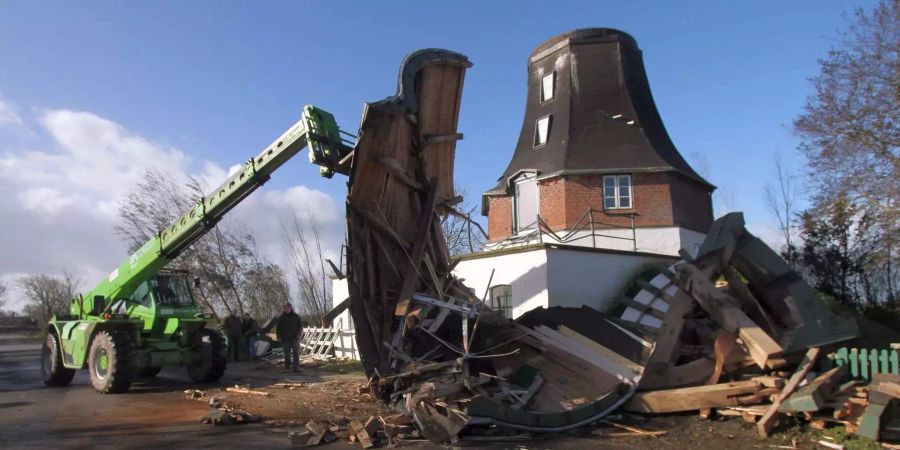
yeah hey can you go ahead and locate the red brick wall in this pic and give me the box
[538,178,566,230]
[486,195,512,242]
[559,173,674,229]
[485,172,713,242]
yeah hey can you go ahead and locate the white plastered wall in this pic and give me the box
[453,247,549,319]
[329,278,359,359]
[544,247,675,313]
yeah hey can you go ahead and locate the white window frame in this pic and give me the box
[533,115,551,148]
[603,174,633,210]
[489,285,513,319]
[512,172,539,233]
[540,71,555,102]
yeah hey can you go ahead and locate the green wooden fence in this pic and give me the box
[821,347,900,381]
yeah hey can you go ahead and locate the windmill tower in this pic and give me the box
[481,28,714,255]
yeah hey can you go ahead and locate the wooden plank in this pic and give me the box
[557,325,644,375]
[350,419,374,449]
[857,391,891,440]
[757,347,821,436]
[722,266,778,337]
[393,180,438,317]
[779,365,847,412]
[623,380,764,413]
[416,63,467,203]
[511,375,544,410]
[639,357,716,391]
[869,372,900,399]
[707,329,737,385]
[618,295,666,321]
[637,291,694,389]
[677,262,783,369]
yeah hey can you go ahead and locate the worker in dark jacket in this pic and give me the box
[275,303,303,371]
[242,313,259,358]
[223,313,243,362]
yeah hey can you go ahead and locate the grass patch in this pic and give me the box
[813,428,880,450]
[315,359,365,374]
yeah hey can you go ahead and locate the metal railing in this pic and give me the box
[493,207,638,251]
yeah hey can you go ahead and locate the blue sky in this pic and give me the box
[0,1,874,306]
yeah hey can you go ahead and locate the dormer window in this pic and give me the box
[603,174,632,209]
[513,172,538,232]
[534,115,551,147]
[541,72,555,102]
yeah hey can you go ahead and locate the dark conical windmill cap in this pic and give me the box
[486,28,714,200]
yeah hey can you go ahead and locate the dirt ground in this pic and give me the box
[0,330,873,449]
[195,359,844,450]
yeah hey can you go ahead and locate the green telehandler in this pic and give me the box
[41,105,352,393]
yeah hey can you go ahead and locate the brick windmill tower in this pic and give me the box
[456,28,716,319]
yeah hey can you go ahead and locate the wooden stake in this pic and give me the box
[757,347,821,436]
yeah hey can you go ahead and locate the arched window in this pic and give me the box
[489,285,513,319]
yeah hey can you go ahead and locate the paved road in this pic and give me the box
[0,331,293,449]
[0,332,644,450]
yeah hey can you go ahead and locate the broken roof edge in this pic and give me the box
[370,48,473,116]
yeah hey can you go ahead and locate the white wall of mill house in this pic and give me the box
[329,278,359,359]
[452,247,550,317]
[453,245,677,319]
[330,245,677,361]
[543,247,676,311]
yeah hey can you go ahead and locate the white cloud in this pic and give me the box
[0,98,344,312]
[0,97,22,127]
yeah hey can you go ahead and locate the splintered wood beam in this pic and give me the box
[638,291,694,389]
[624,380,764,413]
[757,347,821,436]
[394,179,438,317]
[378,156,424,191]
[677,262,783,368]
[779,365,847,412]
[638,357,716,391]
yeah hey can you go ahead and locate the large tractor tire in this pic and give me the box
[187,328,227,383]
[88,330,134,393]
[41,332,75,387]
[138,366,163,378]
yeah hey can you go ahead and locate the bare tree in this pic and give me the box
[794,0,899,226]
[442,205,487,256]
[0,278,7,311]
[240,258,291,321]
[441,190,487,256]
[282,212,332,325]
[114,169,281,322]
[793,0,899,306]
[764,153,798,261]
[18,272,80,325]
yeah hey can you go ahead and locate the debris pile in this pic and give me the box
[327,48,892,445]
[185,389,262,426]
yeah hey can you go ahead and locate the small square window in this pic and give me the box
[541,72,555,102]
[490,285,513,319]
[534,115,551,147]
[602,174,633,209]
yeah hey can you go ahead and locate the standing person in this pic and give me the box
[275,303,303,372]
[241,313,259,358]
[223,313,243,362]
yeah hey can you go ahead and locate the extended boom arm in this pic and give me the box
[72,105,351,317]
